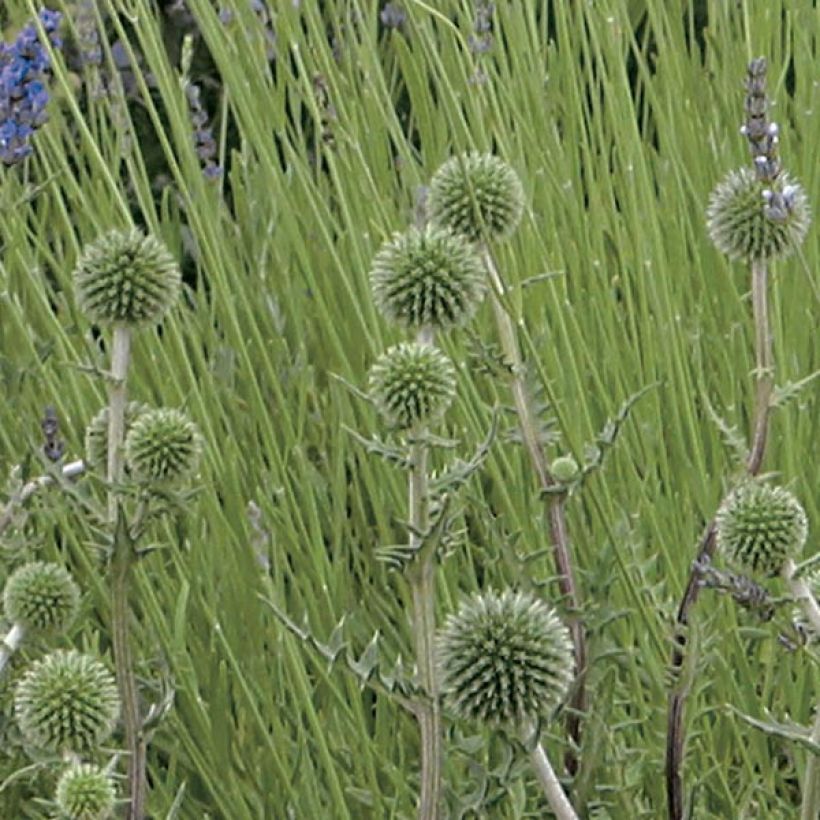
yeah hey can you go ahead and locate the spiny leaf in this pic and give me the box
[701,392,749,467]
[772,369,820,409]
[343,427,410,468]
[726,706,820,756]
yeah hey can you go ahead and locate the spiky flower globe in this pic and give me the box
[551,456,580,483]
[437,589,574,726]
[124,407,202,484]
[3,561,80,633]
[84,401,149,470]
[368,342,456,431]
[14,650,120,753]
[370,225,486,331]
[428,153,525,243]
[55,762,116,820]
[706,167,810,262]
[73,228,181,327]
[716,483,808,576]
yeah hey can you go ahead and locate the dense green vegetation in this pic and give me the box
[0,1,817,817]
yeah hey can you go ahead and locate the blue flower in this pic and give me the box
[0,8,62,165]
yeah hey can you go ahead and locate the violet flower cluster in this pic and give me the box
[0,9,62,165]
[185,83,221,179]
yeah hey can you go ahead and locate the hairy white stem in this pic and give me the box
[0,623,26,676]
[522,723,579,820]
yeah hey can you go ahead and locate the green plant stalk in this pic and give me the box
[106,325,145,820]
[407,429,442,820]
[523,723,579,820]
[785,559,820,820]
[483,249,587,766]
[667,258,772,819]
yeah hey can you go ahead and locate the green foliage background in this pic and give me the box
[0,0,817,817]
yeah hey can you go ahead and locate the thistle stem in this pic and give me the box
[106,325,145,820]
[483,249,587,770]
[0,623,25,676]
[408,328,442,820]
[666,260,773,819]
[522,723,579,820]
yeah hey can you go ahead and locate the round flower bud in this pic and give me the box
[124,407,202,484]
[3,561,80,633]
[84,402,150,470]
[716,483,808,576]
[14,650,120,753]
[370,225,486,331]
[550,455,579,483]
[55,762,116,820]
[437,589,574,726]
[706,167,810,262]
[428,153,525,243]
[73,229,181,327]
[368,342,456,431]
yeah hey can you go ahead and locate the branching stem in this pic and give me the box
[483,248,587,771]
[522,723,580,820]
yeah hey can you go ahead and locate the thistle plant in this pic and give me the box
[666,58,813,820]
[428,152,588,770]
[437,589,578,819]
[363,221,485,818]
[0,562,80,674]
[72,227,185,820]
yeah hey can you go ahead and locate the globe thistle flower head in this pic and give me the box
[428,153,525,243]
[706,167,810,262]
[3,561,80,633]
[437,589,574,726]
[55,762,116,820]
[716,483,808,577]
[550,455,580,483]
[370,225,486,331]
[14,650,120,753]
[84,401,149,470]
[124,407,202,484]
[368,342,456,431]
[73,229,181,327]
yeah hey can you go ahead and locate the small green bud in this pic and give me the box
[706,167,810,262]
[124,407,202,484]
[428,153,525,243]
[3,561,80,633]
[550,455,579,483]
[14,650,120,753]
[84,402,150,470]
[437,589,574,726]
[716,483,808,576]
[368,342,456,431]
[55,762,116,820]
[370,225,486,331]
[73,229,181,327]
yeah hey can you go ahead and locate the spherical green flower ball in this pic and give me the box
[14,650,120,753]
[368,342,456,431]
[55,762,116,820]
[706,167,810,262]
[73,229,181,327]
[437,589,574,726]
[3,561,80,633]
[124,407,202,484]
[84,402,150,470]
[428,153,525,243]
[716,483,808,576]
[370,225,486,331]
[550,455,580,483]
